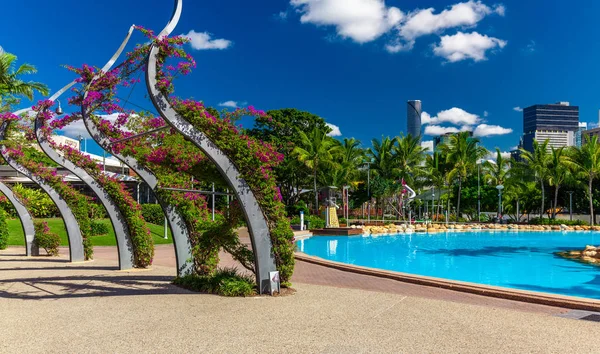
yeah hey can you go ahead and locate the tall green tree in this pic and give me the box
[332,137,364,187]
[368,136,397,182]
[439,132,487,218]
[520,139,550,218]
[483,148,510,186]
[249,108,330,210]
[0,52,48,105]
[293,125,337,212]
[546,146,575,219]
[394,134,427,186]
[571,135,600,225]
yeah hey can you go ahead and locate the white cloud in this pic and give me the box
[510,145,519,151]
[290,0,404,43]
[523,39,535,54]
[472,123,512,137]
[399,1,503,43]
[424,125,460,136]
[513,106,523,112]
[58,113,126,139]
[276,11,289,21]
[326,122,342,137]
[421,140,434,151]
[422,107,480,126]
[291,0,506,61]
[483,111,489,117]
[184,30,232,50]
[219,101,239,108]
[433,31,507,62]
[486,151,511,161]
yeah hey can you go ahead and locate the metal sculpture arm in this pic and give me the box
[0,121,84,262]
[145,9,278,292]
[77,2,192,275]
[34,116,135,269]
[0,182,37,256]
[80,110,193,275]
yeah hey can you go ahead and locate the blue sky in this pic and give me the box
[2,0,600,156]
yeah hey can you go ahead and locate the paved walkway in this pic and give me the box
[1,245,599,353]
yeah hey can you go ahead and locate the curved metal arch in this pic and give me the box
[78,0,192,275]
[34,116,135,269]
[80,111,193,275]
[0,182,37,256]
[146,20,277,293]
[0,122,85,262]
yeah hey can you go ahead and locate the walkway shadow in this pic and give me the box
[0,273,190,300]
[0,257,70,263]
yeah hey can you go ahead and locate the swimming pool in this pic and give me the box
[297,231,600,300]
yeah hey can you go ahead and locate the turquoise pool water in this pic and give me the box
[297,231,600,300]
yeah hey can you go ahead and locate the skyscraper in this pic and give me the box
[407,100,422,137]
[576,122,588,147]
[521,102,579,152]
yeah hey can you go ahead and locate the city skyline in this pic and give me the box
[1,0,600,156]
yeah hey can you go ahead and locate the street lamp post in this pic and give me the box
[567,191,574,221]
[364,161,372,223]
[477,161,481,222]
[496,184,504,222]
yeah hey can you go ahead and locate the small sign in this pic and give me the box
[269,271,281,295]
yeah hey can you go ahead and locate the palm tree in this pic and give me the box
[368,136,397,181]
[332,137,364,187]
[293,126,337,213]
[394,134,427,186]
[0,52,48,104]
[483,148,510,186]
[546,146,575,219]
[439,132,487,218]
[520,140,550,219]
[572,135,600,225]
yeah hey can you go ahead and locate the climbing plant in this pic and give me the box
[62,27,295,283]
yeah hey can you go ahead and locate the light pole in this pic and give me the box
[364,161,372,223]
[477,160,481,222]
[496,184,504,222]
[567,191,574,221]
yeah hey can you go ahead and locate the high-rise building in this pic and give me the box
[521,102,579,152]
[407,100,422,137]
[576,122,588,147]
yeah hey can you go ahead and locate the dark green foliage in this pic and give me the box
[141,204,164,225]
[173,267,256,297]
[0,208,8,249]
[90,220,110,235]
[88,203,107,219]
[290,214,325,229]
[529,218,588,226]
[34,221,60,256]
[0,194,16,217]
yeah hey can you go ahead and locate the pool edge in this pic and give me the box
[294,252,600,312]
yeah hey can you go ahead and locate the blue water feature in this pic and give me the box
[297,231,600,300]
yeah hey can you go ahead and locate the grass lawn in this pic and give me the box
[7,218,173,247]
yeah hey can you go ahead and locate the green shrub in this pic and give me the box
[88,203,107,219]
[141,204,164,225]
[173,267,256,297]
[34,221,60,256]
[11,184,59,218]
[529,218,587,226]
[0,208,8,250]
[0,194,16,218]
[290,215,325,229]
[90,220,110,236]
[286,201,309,217]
